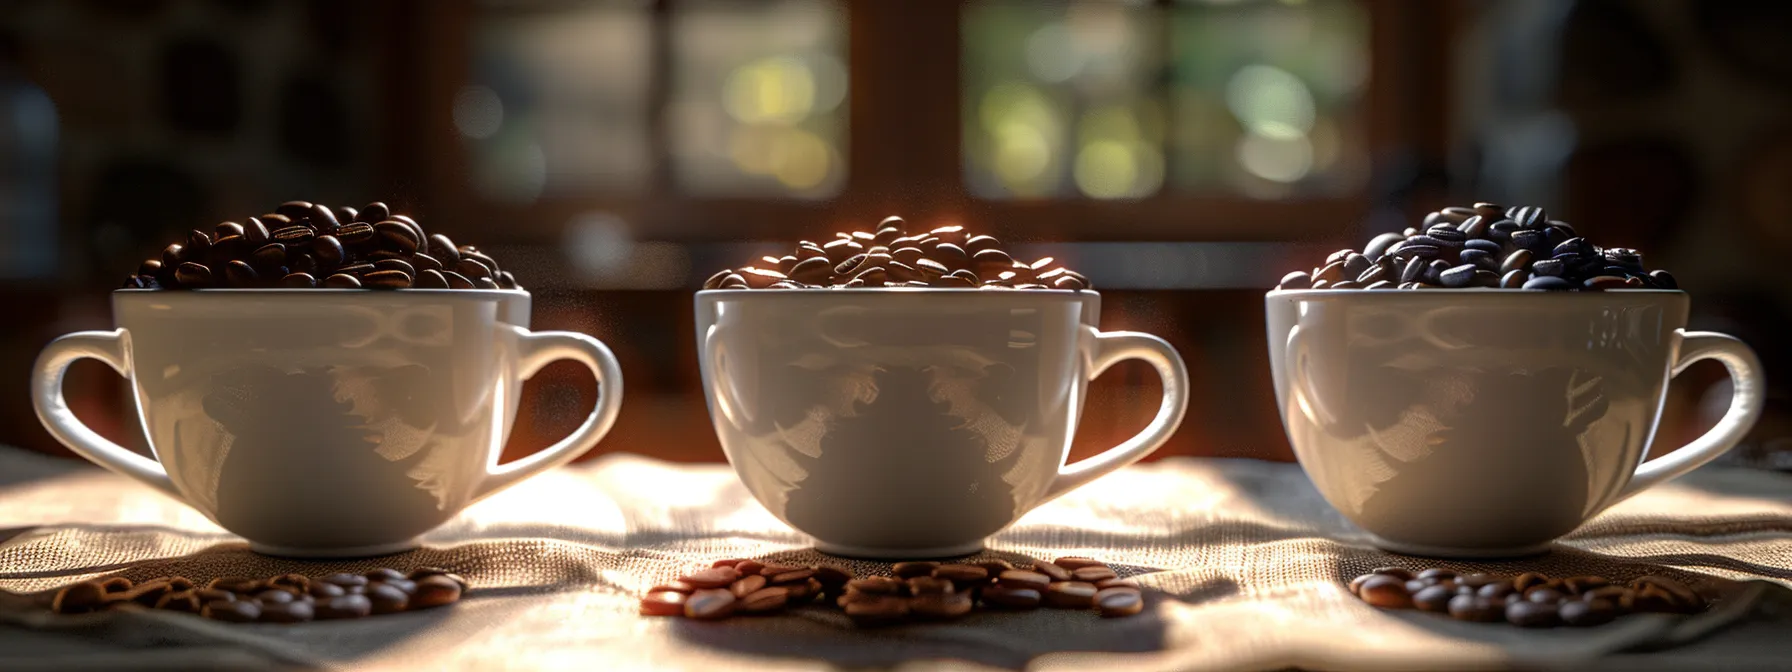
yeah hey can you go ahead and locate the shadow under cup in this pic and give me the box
[116,291,526,555]
[698,290,1102,558]
[1267,290,1701,556]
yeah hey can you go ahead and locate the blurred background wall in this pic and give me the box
[1,0,1788,469]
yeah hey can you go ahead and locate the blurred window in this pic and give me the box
[466,2,654,202]
[467,0,846,203]
[670,0,848,199]
[964,0,1370,201]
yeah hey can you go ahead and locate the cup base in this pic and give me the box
[813,539,986,560]
[1369,535,1554,560]
[249,538,421,559]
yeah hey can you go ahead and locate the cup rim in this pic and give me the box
[696,288,1096,296]
[1267,288,1684,298]
[113,288,529,296]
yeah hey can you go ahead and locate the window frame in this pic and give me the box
[409,0,1434,245]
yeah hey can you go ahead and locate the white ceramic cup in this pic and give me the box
[697,289,1189,559]
[1266,289,1764,558]
[32,289,624,558]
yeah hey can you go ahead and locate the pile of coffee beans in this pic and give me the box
[122,201,521,290]
[702,216,1090,290]
[1350,567,1705,628]
[641,556,1143,626]
[47,567,467,623]
[1276,203,1677,291]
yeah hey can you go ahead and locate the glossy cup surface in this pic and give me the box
[118,290,527,555]
[697,289,1102,558]
[1267,290,1692,556]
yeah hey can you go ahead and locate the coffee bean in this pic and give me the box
[1095,587,1143,617]
[1458,248,1496,270]
[1649,269,1678,289]
[312,593,371,619]
[366,221,418,254]
[972,559,1015,575]
[364,583,409,614]
[1278,270,1313,290]
[1413,585,1456,612]
[172,262,212,287]
[203,600,262,622]
[640,590,688,616]
[681,566,740,589]
[1438,264,1478,288]
[845,595,911,625]
[1499,269,1529,288]
[1632,576,1700,611]
[1559,598,1615,627]
[1448,594,1502,622]
[910,591,974,620]
[152,590,202,612]
[1045,581,1099,609]
[1341,253,1371,280]
[52,581,107,614]
[224,260,259,287]
[1368,567,1415,581]
[1525,587,1564,604]
[847,577,903,595]
[322,273,361,288]
[982,585,1042,609]
[1460,216,1491,239]
[1358,575,1412,609]
[734,586,789,614]
[906,576,953,596]
[1509,206,1547,229]
[932,564,988,583]
[1506,600,1559,628]
[260,600,315,623]
[684,589,736,620]
[1510,229,1547,251]
[1510,573,1549,592]
[1071,566,1118,583]
[253,588,295,604]
[1030,560,1072,582]
[1523,275,1573,290]
[1583,275,1628,290]
[1426,228,1467,246]
[272,225,315,245]
[1364,233,1405,261]
[243,218,272,244]
[411,575,463,609]
[996,570,1051,592]
[363,269,412,289]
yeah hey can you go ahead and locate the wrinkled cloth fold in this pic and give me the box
[0,446,1789,672]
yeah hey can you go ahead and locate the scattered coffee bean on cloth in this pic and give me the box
[1274,202,1678,291]
[700,216,1091,290]
[121,200,521,291]
[640,555,1144,626]
[44,567,469,623]
[1349,567,1705,628]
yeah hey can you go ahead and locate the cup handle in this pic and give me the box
[473,325,625,502]
[1042,326,1190,502]
[1611,330,1765,505]
[31,329,182,500]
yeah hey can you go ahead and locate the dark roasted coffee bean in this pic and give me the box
[1506,600,1559,628]
[323,273,361,289]
[1523,275,1573,290]
[1313,260,1347,284]
[1358,575,1411,609]
[305,581,345,599]
[1416,568,1456,582]
[1497,249,1531,274]
[1562,576,1610,595]
[411,575,463,608]
[1460,215,1491,239]
[1583,275,1627,290]
[1096,587,1143,617]
[1526,587,1565,604]
[435,270,473,289]
[275,200,314,220]
[354,202,389,223]
[1500,269,1529,288]
[1414,585,1455,612]
[1509,206,1547,229]
[1632,576,1700,611]
[963,234,1001,253]
[1530,258,1565,277]
[222,260,258,287]
[1405,579,1433,594]
[366,583,409,614]
[1341,253,1371,279]
[195,588,239,603]
[408,268,447,289]
[971,249,1014,278]
[1649,269,1677,289]
[845,595,910,625]
[1328,280,1362,289]
[251,242,286,269]
[1278,270,1313,289]
[1439,264,1478,288]
[260,599,315,623]
[932,564,988,583]
[358,568,403,583]
[996,570,1051,592]
[213,221,245,241]
[1440,207,1475,223]
[1510,229,1547,251]
[310,234,346,265]
[185,230,213,260]
[1357,263,1390,285]
[155,590,204,612]
[456,257,493,280]
[372,221,419,253]
[174,262,214,287]
[308,203,340,231]
[1512,573,1550,592]
[335,205,357,224]
[317,594,372,619]
[279,272,317,288]
[788,256,832,284]
[1393,244,1441,260]
[374,259,416,277]
[243,217,271,244]
[1072,566,1118,583]
[1449,594,1503,622]
[1369,567,1415,581]
[1426,228,1466,246]
[1396,256,1424,284]
[1463,238,1501,255]
[272,225,315,245]
[891,561,939,579]
[1560,598,1615,627]
[1364,233,1405,261]
[1553,237,1594,259]
[982,585,1043,609]
[1473,202,1504,218]
[1044,581,1099,609]
[1458,248,1496,270]
[203,599,262,622]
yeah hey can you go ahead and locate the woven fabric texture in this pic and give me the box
[1,446,1789,672]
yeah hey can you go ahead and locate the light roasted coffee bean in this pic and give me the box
[845,595,910,626]
[641,590,688,616]
[1031,560,1072,582]
[1096,587,1143,617]
[1071,566,1118,583]
[996,570,1051,592]
[1358,575,1412,609]
[1045,582,1099,609]
[738,586,791,613]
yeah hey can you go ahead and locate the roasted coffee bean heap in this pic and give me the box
[48,567,468,623]
[702,216,1090,290]
[641,556,1143,626]
[1350,567,1705,628]
[1276,203,1677,291]
[122,200,521,290]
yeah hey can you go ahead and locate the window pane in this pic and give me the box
[1170,0,1370,198]
[466,1,653,202]
[670,0,848,199]
[963,2,1165,200]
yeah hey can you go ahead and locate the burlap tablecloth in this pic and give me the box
[1,445,1789,672]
